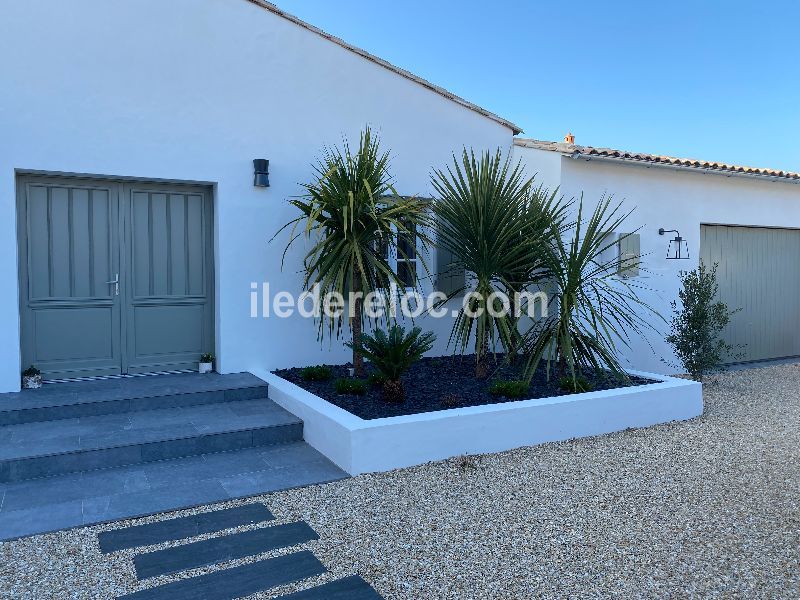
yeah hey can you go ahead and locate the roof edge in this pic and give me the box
[514,138,800,184]
[245,0,523,134]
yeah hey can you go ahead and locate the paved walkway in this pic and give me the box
[101,502,381,599]
[0,373,346,540]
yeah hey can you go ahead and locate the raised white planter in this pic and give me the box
[257,369,702,476]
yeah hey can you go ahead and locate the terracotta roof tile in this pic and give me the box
[514,138,800,183]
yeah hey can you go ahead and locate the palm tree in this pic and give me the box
[522,195,659,389]
[277,127,431,376]
[500,184,569,360]
[431,149,559,378]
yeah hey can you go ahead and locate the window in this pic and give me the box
[396,220,417,288]
[377,220,418,288]
[435,217,465,296]
[617,232,641,278]
[598,232,640,278]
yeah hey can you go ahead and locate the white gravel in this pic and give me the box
[1,365,798,599]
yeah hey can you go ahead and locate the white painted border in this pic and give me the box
[255,368,703,475]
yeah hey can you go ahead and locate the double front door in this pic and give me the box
[17,175,214,380]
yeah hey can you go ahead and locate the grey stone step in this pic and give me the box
[135,521,319,579]
[118,551,326,600]
[99,503,275,553]
[0,398,302,483]
[275,576,383,599]
[0,442,348,541]
[0,372,268,426]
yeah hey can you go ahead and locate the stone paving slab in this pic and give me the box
[134,521,318,579]
[0,443,347,541]
[98,503,275,553]
[117,551,326,600]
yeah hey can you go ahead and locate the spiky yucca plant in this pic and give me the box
[500,184,570,359]
[431,149,560,378]
[348,325,435,402]
[523,196,659,390]
[277,127,431,376]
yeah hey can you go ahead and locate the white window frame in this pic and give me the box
[379,221,419,291]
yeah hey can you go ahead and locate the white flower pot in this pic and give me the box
[22,375,42,389]
[198,362,213,374]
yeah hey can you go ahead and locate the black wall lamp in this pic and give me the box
[659,228,689,260]
[253,159,270,187]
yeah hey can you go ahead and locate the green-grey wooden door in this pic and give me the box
[18,176,123,379]
[700,224,800,363]
[18,176,214,379]
[122,183,214,374]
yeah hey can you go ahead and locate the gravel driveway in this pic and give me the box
[1,365,798,599]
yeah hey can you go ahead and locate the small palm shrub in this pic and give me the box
[300,365,332,381]
[348,325,436,402]
[523,196,659,389]
[276,127,431,376]
[665,262,740,381]
[432,149,563,378]
[488,379,529,398]
[334,378,368,395]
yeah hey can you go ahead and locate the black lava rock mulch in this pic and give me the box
[273,355,655,420]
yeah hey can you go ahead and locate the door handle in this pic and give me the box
[106,273,119,296]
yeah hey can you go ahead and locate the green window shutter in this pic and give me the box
[435,225,465,296]
[618,233,641,278]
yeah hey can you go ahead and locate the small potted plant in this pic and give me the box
[199,353,214,374]
[22,365,42,389]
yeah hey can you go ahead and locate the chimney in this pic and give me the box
[564,132,575,144]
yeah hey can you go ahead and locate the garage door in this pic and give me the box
[17,175,214,380]
[700,224,800,363]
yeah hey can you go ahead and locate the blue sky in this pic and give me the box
[277,1,799,173]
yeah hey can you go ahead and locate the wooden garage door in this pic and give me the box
[17,175,214,380]
[700,224,800,363]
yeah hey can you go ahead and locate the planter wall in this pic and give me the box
[259,369,703,476]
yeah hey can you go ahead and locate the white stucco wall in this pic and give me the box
[515,144,800,373]
[514,146,562,193]
[0,0,514,392]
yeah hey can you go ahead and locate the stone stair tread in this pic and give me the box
[0,372,266,412]
[0,442,348,541]
[0,398,299,462]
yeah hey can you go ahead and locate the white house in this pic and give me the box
[1,0,797,394]
[0,0,519,393]
[514,136,800,373]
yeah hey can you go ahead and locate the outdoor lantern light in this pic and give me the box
[253,159,270,187]
[659,228,690,260]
